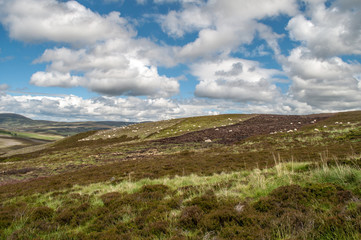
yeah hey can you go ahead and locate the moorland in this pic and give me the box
[0,111,360,239]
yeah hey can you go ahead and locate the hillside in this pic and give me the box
[0,113,135,136]
[0,113,135,155]
[0,113,35,122]
[0,111,360,239]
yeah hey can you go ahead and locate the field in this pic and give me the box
[0,111,360,239]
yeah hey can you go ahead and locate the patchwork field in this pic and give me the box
[0,113,134,137]
[0,113,135,157]
[0,111,360,239]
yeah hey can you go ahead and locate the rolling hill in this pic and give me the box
[0,111,360,239]
[0,113,136,155]
[0,113,135,136]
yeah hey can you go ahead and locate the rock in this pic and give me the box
[234,203,244,213]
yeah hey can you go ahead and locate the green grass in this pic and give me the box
[12,132,64,141]
[1,161,360,239]
[0,128,63,141]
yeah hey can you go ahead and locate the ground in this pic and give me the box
[0,111,360,239]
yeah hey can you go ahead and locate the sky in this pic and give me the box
[0,0,360,122]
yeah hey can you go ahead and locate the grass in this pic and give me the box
[1,160,360,239]
[313,163,361,187]
[0,129,63,157]
[1,111,361,239]
[86,114,253,141]
[12,132,64,141]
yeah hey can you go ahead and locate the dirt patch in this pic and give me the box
[155,114,334,144]
[0,136,24,148]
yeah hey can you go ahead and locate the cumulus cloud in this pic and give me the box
[0,0,180,98]
[281,0,361,111]
[157,4,212,38]
[31,38,179,97]
[30,71,85,88]
[283,47,361,110]
[191,58,282,102]
[0,94,179,122]
[287,0,361,58]
[158,0,298,59]
[0,0,133,44]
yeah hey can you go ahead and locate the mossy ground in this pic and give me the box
[0,111,361,239]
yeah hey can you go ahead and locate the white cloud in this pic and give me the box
[31,38,180,97]
[0,0,180,98]
[191,58,282,102]
[287,0,361,58]
[283,47,361,110]
[158,0,298,59]
[280,0,361,112]
[157,4,212,38]
[0,94,179,122]
[0,94,233,122]
[0,0,134,44]
[1,92,334,122]
[30,71,85,88]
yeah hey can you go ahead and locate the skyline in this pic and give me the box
[0,0,360,122]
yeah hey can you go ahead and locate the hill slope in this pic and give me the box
[0,113,47,127]
[0,113,135,155]
[0,113,135,136]
[0,111,360,239]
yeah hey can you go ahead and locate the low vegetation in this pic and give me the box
[0,111,360,239]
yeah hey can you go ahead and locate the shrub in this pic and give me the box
[146,221,169,235]
[100,192,122,208]
[55,208,74,225]
[179,206,204,229]
[139,184,170,201]
[31,206,54,221]
[201,207,239,231]
[187,190,218,213]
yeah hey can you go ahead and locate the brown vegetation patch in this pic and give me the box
[155,114,334,144]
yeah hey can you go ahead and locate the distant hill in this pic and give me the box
[0,113,33,121]
[0,113,135,136]
[0,113,48,126]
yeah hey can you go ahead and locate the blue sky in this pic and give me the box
[0,0,360,122]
